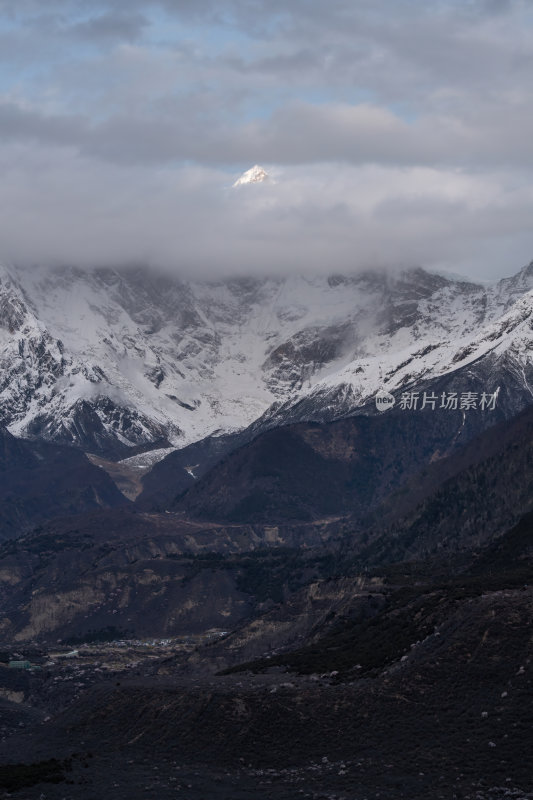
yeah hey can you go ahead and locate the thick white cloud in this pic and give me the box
[1,0,533,278]
[2,144,533,280]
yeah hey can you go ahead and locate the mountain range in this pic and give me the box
[2,260,533,461]
[1,258,533,799]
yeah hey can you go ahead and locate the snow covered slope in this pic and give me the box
[1,261,533,457]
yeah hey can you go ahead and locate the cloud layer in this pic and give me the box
[1,0,533,279]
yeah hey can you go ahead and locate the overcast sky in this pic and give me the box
[1,0,533,279]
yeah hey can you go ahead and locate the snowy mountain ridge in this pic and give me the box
[1,261,533,457]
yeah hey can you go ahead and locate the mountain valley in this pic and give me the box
[0,260,532,799]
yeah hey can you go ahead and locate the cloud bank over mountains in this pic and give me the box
[1,0,533,278]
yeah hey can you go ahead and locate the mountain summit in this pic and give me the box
[233,164,270,187]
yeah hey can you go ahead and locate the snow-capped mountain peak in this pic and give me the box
[2,261,533,458]
[233,165,270,187]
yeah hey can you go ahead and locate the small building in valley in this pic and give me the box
[8,660,32,670]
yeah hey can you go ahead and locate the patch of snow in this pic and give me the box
[119,447,177,469]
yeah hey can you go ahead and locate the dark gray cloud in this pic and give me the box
[3,96,533,171]
[0,102,86,146]
[68,11,149,43]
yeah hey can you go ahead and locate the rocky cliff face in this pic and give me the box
[0,503,347,642]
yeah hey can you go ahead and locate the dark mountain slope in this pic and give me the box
[353,402,533,565]
[0,426,39,471]
[0,427,128,541]
[218,507,533,681]
[136,429,242,510]
[171,404,505,523]
[0,505,346,642]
